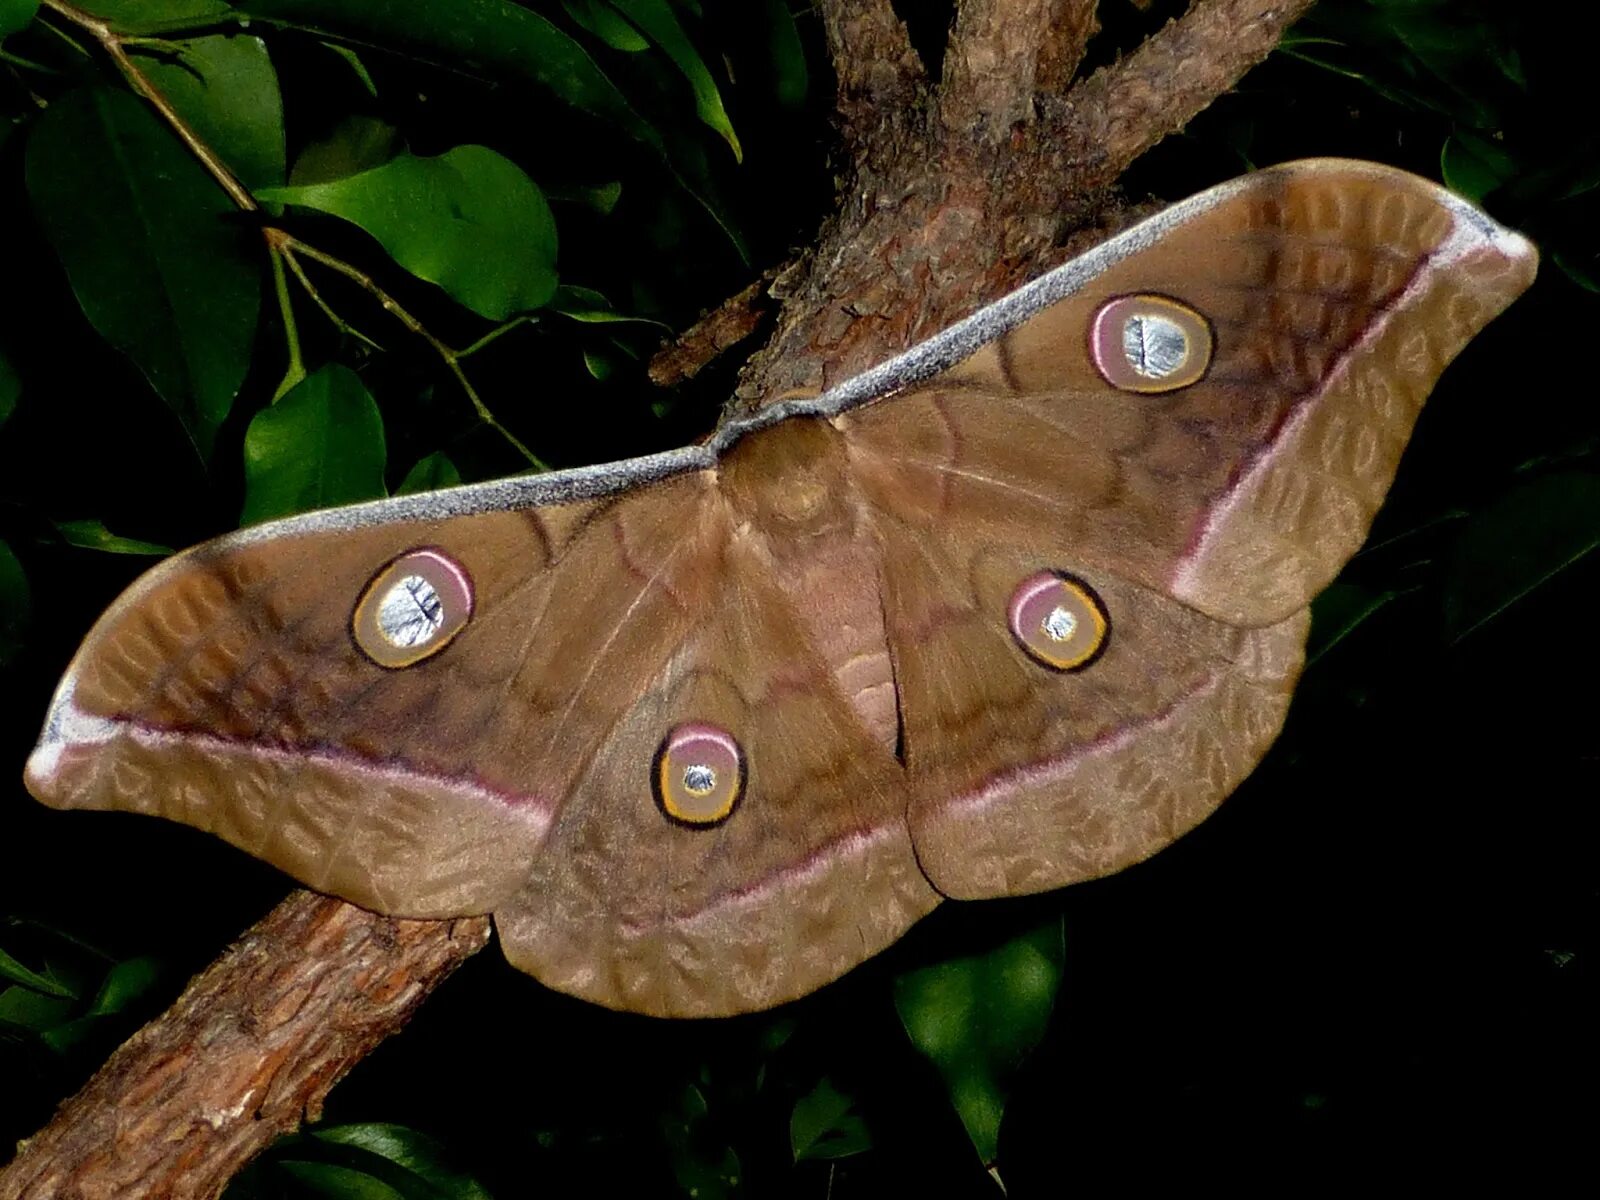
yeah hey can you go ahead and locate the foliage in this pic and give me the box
[0,0,1591,1195]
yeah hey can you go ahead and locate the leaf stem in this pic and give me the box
[43,0,257,212]
[43,0,546,471]
[268,248,306,403]
[269,231,548,471]
[457,315,538,359]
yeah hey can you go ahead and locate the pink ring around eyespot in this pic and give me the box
[1089,294,1213,394]
[351,547,475,669]
[1007,570,1110,672]
[654,721,746,826]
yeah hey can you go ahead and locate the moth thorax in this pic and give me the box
[720,416,856,539]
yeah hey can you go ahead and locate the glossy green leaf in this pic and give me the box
[0,539,28,666]
[86,956,162,1017]
[1444,472,1600,642]
[552,284,666,325]
[1,0,37,39]
[611,0,741,160]
[289,114,402,186]
[26,88,261,460]
[550,179,624,214]
[1441,128,1516,204]
[263,146,559,319]
[323,41,378,97]
[277,1162,409,1200]
[661,1083,741,1200]
[0,986,73,1032]
[234,0,664,151]
[298,1124,494,1200]
[564,0,649,51]
[1308,581,1400,665]
[894,916,1066,1167]
[790,1076,872,1163]
[56,519,173,556]
[0,943,71,998]
[396,451,461,494]
[241,364,387,525]
[136,33,287,190]
[78,0,230,24]
[0,353,18,431]
[759,0,808,109]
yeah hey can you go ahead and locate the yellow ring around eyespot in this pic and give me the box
[658,751,739,824]
[1030,579,1108,671]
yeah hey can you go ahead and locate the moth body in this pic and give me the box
[24,161,1537,1015]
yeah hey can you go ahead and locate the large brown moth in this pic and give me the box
[23,160,1537,1018]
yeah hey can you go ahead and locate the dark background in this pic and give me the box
[0,1,1592,1195]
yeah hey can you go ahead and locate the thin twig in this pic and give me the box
[277,244,386,352]
[268,248,307,403]
[44,0,545,470]
[43,0,257,212]
[271,231,548,471]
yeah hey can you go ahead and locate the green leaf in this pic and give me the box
[1308,581,1400,665]
[234,0,664,152]
[759,0,808,110]
[0,351,18,431]
[563,0,649,51]
[396,451,460,494]
[790,1076,872,1163]
[0,943,72,998]
[234,0,745,259]
[1441,128,1517,204]
[297,1124,494,1200]
[1443,472,1600,642]
[56,519,173,556]
[0,539,28,666]
[0,986,74,1033]
[549,179,623,214]
[263,146,559,320]
[289,114,402,186]
[86,956,162,1017]
[241,364,386,525]
[26,88,261,460]
[894,916,1066,1167]
[79,0,231,24]
[1,0,37,39]
[323,41,378,97]
[552,284,667,326]
[277,1162,409,1200]
[136,34,287,190]
[611,0,741,160]
[661,1083,741,1200]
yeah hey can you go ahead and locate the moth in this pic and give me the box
[24,160,1537,1017]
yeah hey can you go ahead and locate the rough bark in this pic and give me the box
[1,0,1317,1194]
[1,896,490,1199]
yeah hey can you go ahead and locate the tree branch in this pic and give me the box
[647,262,792,387]
[0,895,489,1200]
[940,0,1100,141]
[1055,0,1317,196]
[817,0,927,170]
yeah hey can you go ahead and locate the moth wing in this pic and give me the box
[838,160,1534,895]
